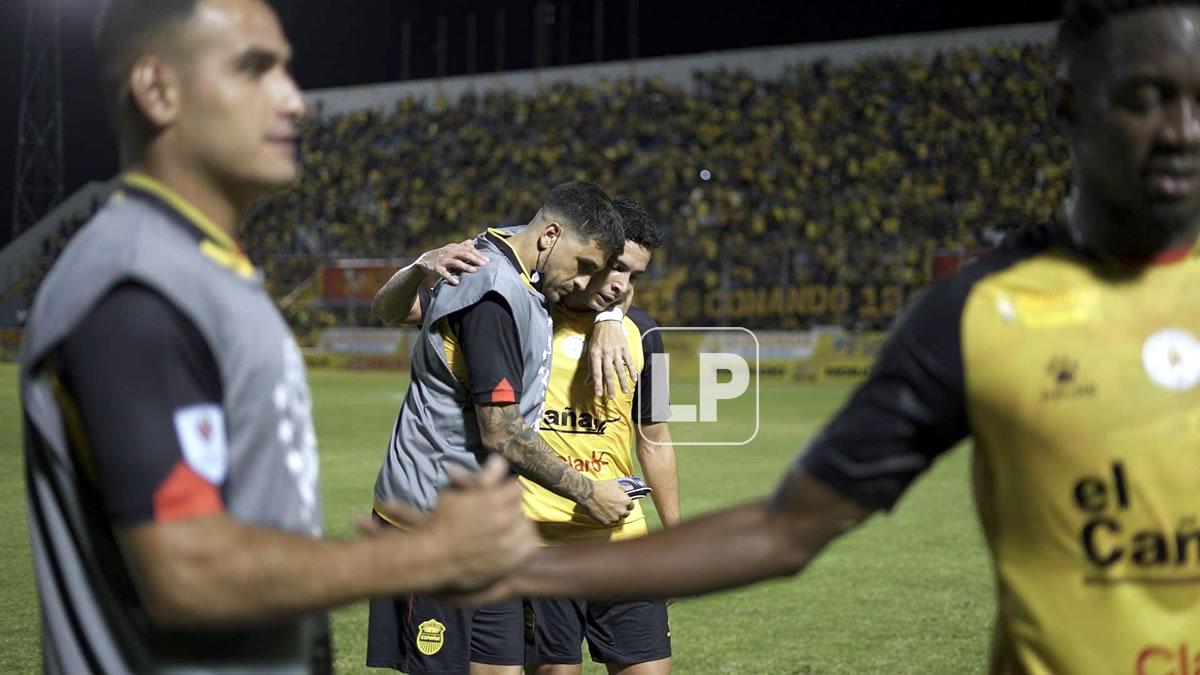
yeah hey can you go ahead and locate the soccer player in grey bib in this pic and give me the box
[21,2,537,673]
[368,182,631,674]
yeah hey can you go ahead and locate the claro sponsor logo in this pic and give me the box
[1135,644,1200,675]
[555,450,611,474]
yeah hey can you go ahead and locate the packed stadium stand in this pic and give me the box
[4,30,1070,336]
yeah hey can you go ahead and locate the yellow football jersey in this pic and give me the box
[801,223,1200,674]
[521,306,665,542]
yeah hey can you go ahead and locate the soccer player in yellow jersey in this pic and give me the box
[460,3,1200,673]
[372,199,679,673]
[522,197,679,675]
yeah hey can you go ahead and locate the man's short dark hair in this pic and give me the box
[614,196,664,251]
[94,0,199,128]
[1058,0,1200,62]
[542,181,624,256]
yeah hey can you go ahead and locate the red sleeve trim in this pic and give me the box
[153,460,224,522]
[489,378,517,403]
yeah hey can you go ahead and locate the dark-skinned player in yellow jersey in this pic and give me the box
[455,2,1200,672]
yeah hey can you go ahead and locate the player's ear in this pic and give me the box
[539,221,563,251]
[128,55,181,130]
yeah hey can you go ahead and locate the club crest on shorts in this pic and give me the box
[416,619,446,655]
[1142,329,1200,391]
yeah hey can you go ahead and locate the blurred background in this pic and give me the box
[1,0,1064,366]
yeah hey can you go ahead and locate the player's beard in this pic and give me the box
[534,242,567,305]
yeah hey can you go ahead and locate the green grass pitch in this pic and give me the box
[0,362,995,673]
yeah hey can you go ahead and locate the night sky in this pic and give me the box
[0,0,1062,247]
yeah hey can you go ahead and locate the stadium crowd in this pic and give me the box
[14,41,1070,331]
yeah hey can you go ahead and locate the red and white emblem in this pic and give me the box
[172,403,229,484]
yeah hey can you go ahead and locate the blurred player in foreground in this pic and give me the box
[19,1,536,672]
[382,198,681,674]
[459,2,1200,672]
[367,183,630,674]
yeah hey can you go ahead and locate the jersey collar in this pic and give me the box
[484,227,534,288]
[118,172,257,280]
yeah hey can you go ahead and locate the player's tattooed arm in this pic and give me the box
[476,403,592,501]
[476,403,633,526]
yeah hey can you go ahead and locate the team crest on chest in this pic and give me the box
[1142,329,1200,391]
[560,334,586,360]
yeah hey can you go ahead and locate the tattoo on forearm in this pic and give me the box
[478,405,594,503]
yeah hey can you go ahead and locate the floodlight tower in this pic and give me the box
[12,0,65,239]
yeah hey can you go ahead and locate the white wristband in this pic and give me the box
[594,306,625,323]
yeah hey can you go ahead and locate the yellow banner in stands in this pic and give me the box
[656,329,884,383]
[812,331,886,382]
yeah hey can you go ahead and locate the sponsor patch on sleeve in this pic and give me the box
[172,403,229,485]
